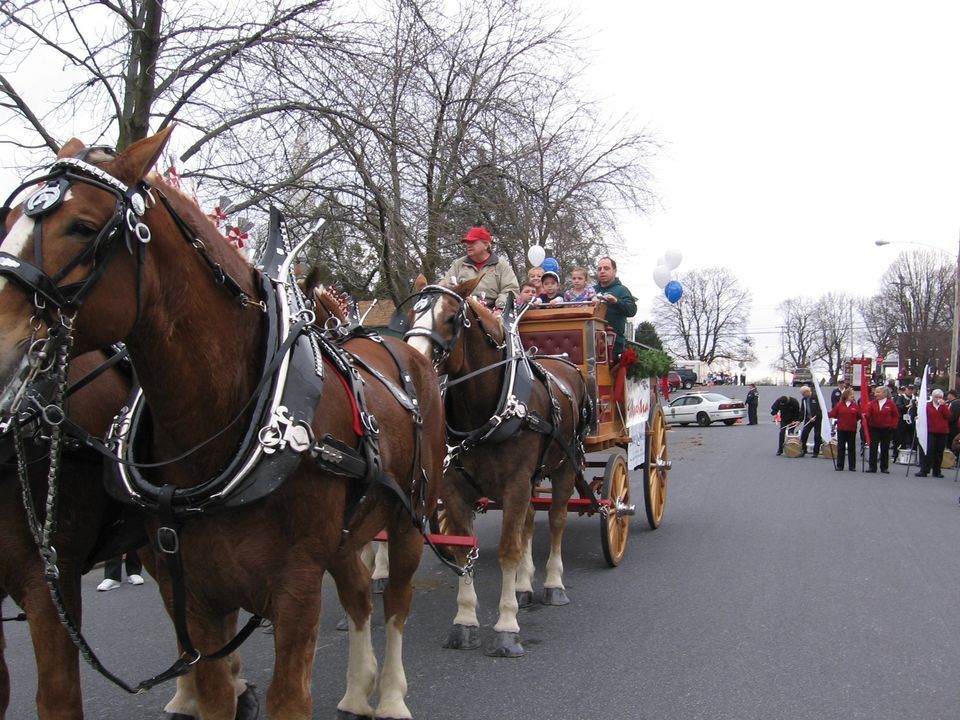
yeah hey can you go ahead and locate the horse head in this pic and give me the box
[0,129,174,406]
[404,275,504,377]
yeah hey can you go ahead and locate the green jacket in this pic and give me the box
[594,278,637,354]
[444,253,520,308]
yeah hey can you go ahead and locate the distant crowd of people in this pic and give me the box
[770,379,960,476]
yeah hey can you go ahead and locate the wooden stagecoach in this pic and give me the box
[463,302,670,567]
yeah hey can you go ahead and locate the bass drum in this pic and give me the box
[783,434,803,458]
[821,440,838,459]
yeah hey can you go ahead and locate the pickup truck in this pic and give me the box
[672,366,697,389]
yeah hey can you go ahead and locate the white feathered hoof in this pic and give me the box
[516,590,535,608]
[442,623,480,650]
[485,631,525,658]
[371,577,388,595]
[541,587,570,606]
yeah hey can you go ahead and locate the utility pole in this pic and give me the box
[951,229,960,389]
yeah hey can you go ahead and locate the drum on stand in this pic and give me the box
[821,439,838,459]
[783,431,803,458]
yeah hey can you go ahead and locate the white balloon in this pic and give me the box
[653,264,672,289]
[664,249,683,269]
[527,244,546,267]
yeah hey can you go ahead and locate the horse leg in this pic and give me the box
[164,649,256,720]
[330,552,377,719]
[266,580,323,720]
[441,495,480,651]
[371,542,390,595]
[23,567,84,720]
[188,616,241,720]
[541,470,574,606]
[515,505,536,608]
[487,492,528,658]
[374,517,423,720]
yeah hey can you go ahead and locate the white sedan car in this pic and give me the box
[666,392,745,427]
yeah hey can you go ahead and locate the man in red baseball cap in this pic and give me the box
[443,225,519,308]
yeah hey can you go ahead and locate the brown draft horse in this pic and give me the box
[0,129,445,719]
[406,278,592,657]
[0,351,254,720]
[0,351,128,720]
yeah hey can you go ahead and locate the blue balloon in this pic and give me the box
[664,280,683,303]
[542,257,560,273]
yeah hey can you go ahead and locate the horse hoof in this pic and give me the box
[485,631,524,658]
[442,623,480,650]
[336,614,349,631]
[516,590,535,608]
[236,684,260,720]
[541,587,570,606]
[371,577,388,595]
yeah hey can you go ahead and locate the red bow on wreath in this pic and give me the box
[226,225,248,249]
[618,348,638,370]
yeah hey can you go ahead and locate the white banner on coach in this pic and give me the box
[625,377,651,428]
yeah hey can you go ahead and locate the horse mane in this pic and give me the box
[464,295,504,344]
[299,265,352,324]
[145,172,252,265]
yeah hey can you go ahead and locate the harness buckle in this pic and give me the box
[361,412,380,435]
[157,526,180,554]
[40,546,59,580]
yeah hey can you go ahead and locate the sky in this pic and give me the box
[5,1,960,379]
[570,1,960,378]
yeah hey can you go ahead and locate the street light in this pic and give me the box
[875,236,960,389]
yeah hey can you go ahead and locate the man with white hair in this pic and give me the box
[916,388,953,478]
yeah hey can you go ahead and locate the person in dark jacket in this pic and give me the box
[771,395,800,456]
[830,379,848,409]
[865,386,900,473]
[797,385,822,457]
[916,388,953,477]
[592,256,637,360]
[745,384,759,425]
[829,388,862,471]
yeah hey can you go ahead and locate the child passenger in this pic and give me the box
[535,271,564,305]
[517,281,538,305]
[563,267,596,303]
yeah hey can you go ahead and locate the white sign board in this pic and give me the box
[625,377,651,429]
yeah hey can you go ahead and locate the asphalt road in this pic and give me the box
[6,383,960,719]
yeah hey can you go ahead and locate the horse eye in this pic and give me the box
[68,221,98,240]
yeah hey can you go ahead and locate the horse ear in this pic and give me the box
[414,274,427,291]
[114,125,176,183]
[455,276,482,298]
[57,139,85,159]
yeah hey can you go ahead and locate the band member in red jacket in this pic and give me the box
[865,385,900,473]
[917,388,953,478]
[829,388,862,471]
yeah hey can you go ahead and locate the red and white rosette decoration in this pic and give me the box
[226,225,248,249]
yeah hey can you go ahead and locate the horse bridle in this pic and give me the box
[399,284,472,367]
[0,151,155,331]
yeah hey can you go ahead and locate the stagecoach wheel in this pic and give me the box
[599,453,630,567]
[643,404,669,529]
